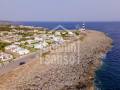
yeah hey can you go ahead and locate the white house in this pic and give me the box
[5,44,30,56]
[34,44,44,49]
[17,49,30,56]
[0,52,13,62]
[34,41,48,49]
[26,40,35,44]
[10,25,16,29]
[25,36,31,39]
[34,37,44,42]
[42,41,48,47]
[14,42,21,45]
[5,44,19,50]
[20,41,26,44]
[53,36,64,44]
[55,31,61,36]
[68,31,74,35]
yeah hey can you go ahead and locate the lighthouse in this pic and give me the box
[80,23,86,32]
[82,23,85,30]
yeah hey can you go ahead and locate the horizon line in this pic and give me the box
[1,20,120,23]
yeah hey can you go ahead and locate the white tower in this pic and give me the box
[79,22,86,32]
[82,23,86,30]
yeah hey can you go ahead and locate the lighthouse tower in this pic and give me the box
[82,23,85,30]
[80,23,86,32]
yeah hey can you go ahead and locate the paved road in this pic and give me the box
[0,39,76,76]
[0,52,39,76]
[0,48,52,76]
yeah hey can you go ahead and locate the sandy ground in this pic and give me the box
[0,30,112,90]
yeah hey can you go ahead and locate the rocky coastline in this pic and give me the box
[0,30,112,90]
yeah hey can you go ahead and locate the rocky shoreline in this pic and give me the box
[0,30,112,90]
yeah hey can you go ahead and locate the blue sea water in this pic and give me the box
[16,22,120,90]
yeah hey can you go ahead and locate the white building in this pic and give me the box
[10,25,16,29]
[34,44,44,49]
[5,44,19,50]
[55,31,61,36]
[68,31,74,35]
[42,41,48,47]
[0,52,13,62]
[17,49,30,56]
[26,40,35,44]
[19,25,34,29]
[53,36,64,44]
[80,23,86,32]
[5,44,30,56]
[34,41,48,49]
[14,42,21,45]
[34,37,44,42]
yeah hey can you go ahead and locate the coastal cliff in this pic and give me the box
[0,30,112,90]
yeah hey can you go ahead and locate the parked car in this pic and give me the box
[19,61,26,65]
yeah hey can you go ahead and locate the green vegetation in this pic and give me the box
[17,32,34,37]
[24,42,29,45]
[14,26,32,30]
[0,41,11,51]
[20,44,37,52]
[46,40,53,45]
[42,51,50,57]
[52,31,55,34]
[0,25,11,31]
[0,61,4,65]
[79,36,84,41]
[74,31,80,35]
[61,31,68,37]
[28,47,37,52]
[18,37,28,42]
[46,31,53,34]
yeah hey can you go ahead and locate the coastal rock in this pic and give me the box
[0,30,112,90]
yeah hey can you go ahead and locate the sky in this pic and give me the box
[0,0,120,21]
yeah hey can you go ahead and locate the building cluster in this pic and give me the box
[5,45,30,56]
[0,24,85,66]
[0,34,22,43]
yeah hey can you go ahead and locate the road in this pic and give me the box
[0,39,75,76]
[0,52,40,75]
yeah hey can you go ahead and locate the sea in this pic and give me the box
[15,22,120,90]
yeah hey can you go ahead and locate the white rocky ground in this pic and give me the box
[0,30,112,90]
